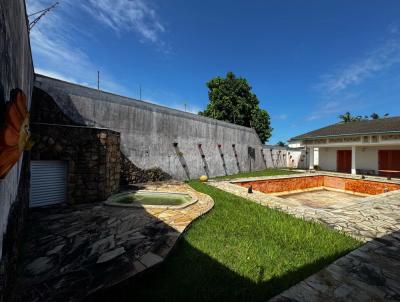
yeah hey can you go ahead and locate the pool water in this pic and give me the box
[112,191,192,206]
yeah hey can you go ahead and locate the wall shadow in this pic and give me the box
[260,148,267,168]
[217,144,228,175]
[197,144,210,178]
[87,232,360,302]
[173,143,190,179]
[231,144,241,173]
[12,192,183,302]
[269,149,277,168]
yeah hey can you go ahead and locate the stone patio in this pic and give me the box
[12,182,213,302]
[208,172,400,301]
[270,231,400,301]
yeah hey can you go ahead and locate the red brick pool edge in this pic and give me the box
[235,175,400,195]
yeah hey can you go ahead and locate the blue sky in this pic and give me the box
[27,0,400,143]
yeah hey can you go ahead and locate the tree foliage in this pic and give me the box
[199,72,272,143]
[338,112,389,123]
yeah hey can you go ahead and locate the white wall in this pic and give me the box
[319,147,350,171]
[318,145,400,172]
[314,148,319,166]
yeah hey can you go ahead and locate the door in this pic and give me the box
[337,150,352,173]
[378,150,400,177]
[30,160,67,207]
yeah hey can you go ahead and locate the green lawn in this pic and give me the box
[98,173,361,302]
[212,168,298,180]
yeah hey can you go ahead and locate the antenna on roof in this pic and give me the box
[28,2,59,30]
[97,71,100,90]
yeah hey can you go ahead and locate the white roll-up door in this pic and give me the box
[30,160,67,207]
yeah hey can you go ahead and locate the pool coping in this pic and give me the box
[226,171,400,185]
[103,190,199,210]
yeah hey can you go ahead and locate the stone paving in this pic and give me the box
[208,173,400,301]
[270,232,400,301]
[12,181,213,302]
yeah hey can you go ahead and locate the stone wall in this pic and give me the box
[120,152,171,185]
[30,124,121,204]
[0,0,34,300]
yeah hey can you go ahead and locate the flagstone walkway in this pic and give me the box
[13,182,213,302]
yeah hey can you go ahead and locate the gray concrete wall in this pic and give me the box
[35,75,272,180]
[0,0,34,297]
[0,0,33,259]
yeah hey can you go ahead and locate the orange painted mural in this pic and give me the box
[0,89,32,179]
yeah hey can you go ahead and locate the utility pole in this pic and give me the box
[139,85,142,100]
[97,71,100,90]
[184,103,187,112]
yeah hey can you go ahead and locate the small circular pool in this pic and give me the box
[105,190,197,209]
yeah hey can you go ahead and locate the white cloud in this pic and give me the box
[309,33,400,120]
[319,39,400,94]
[27,0,131,95]
[83,0,165,43]
[274,114,287,120]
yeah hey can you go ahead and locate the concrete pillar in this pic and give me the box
[351,146,356,175]
[309,146,314,170]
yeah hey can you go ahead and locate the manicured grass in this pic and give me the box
[98,177,361,302]
[212,168,298,180]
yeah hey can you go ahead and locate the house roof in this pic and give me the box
[290,116,400,141]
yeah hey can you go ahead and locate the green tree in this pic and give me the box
[276,141,286,147]
[199,72,272,143]
[338,112,363,123]
[339,112,390,122]
[370,112,389,119]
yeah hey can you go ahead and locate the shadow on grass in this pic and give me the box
[88,235,355,302]
[88,179,359,302]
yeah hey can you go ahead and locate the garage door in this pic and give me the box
[30,161,67,207]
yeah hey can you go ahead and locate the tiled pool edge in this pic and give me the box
[227,171,400,185]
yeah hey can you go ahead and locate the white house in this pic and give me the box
[289,117,400,177]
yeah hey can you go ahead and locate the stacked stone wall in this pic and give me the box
[31,124,120,203]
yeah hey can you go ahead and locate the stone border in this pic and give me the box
[104,190,198,210]
[227,170,400,185]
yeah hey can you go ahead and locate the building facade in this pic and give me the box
[290,117,400,177]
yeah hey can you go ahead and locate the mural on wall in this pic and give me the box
[0,89,33,178]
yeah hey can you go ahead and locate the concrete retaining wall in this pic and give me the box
[34,75,272,180]
[0,0,34,299]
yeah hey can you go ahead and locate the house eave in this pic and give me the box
[290,130,400,142]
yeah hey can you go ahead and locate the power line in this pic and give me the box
[28,2,59,30]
